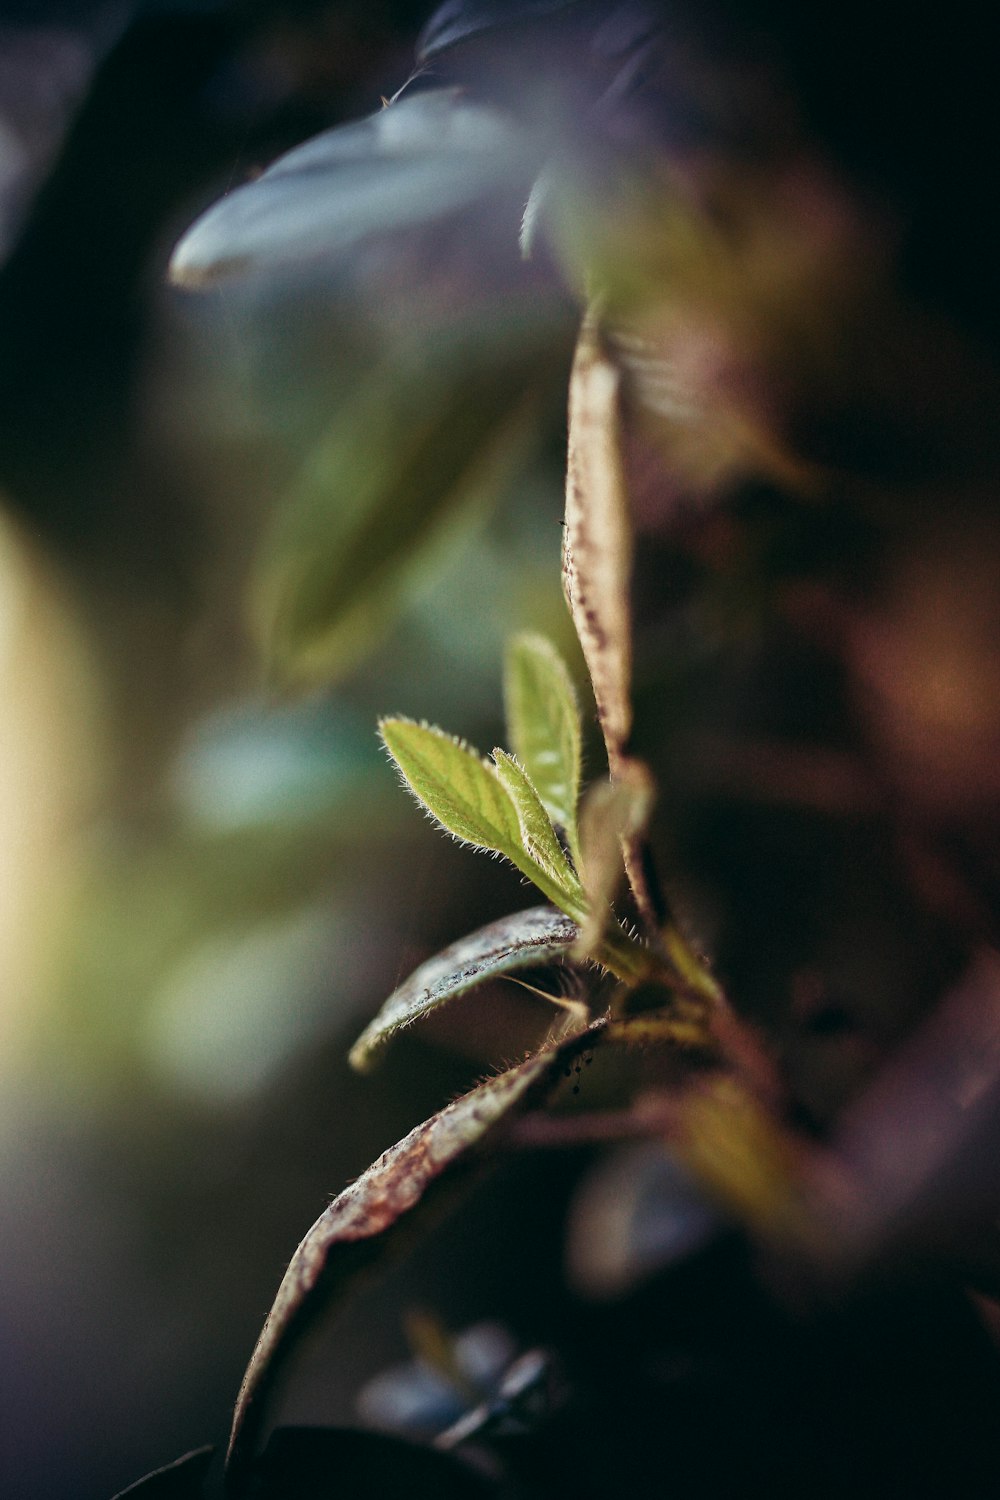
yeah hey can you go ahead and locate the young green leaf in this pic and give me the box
[349,905,579,1072]
[226,1030,603,1480]
[504,632,582,863]
[492,750,583,909]
[380,718,523,858]
[381,720,590,922]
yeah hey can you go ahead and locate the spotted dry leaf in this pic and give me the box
[227,1035,597,1478]
[574,767,655,959]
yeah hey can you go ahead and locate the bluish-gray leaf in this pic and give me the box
[169,90,534,287]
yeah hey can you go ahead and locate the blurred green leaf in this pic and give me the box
[255,323,554,686]
[503,632,582,863]
[349,905,578,1071]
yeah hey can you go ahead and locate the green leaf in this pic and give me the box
[379,718,522,856]
[492,749,582,907]
[503,632,582,863]
[563,311,633,774]
[226,1032,601,1480]
[349,905,579,1071]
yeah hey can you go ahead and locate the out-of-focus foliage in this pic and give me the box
[4,1,1000,1497]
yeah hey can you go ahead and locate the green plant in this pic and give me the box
[110,4,1000,1497]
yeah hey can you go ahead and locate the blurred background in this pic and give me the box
[2,2,1000,1496]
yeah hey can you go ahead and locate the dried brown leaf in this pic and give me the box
[227,1030,599,1478]
[563,311,633,772]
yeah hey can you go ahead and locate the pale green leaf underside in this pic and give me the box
[563,314,633,772]
[349,905,579,1071]
[227,1033,603,1477]
[504,632,582,857]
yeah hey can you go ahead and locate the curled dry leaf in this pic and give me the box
[349,905,580,1071]
[574,766,655,959]
[563,313,664,931]
[227,1031,601,1479]
[563,310,633,773]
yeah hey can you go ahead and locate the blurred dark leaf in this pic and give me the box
[110,1446,214,1499]
[0,7,234,543]
[358,1318,520,1438]
[350,905,579,1072]
[169,90,536,287]
[566,1142,721,1298]
[251,1426,496,1500]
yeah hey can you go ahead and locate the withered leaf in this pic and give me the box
[574,766,655,959]
[227,1035,596,1478]
[563,311,633,773]
[349,905,579,1071]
